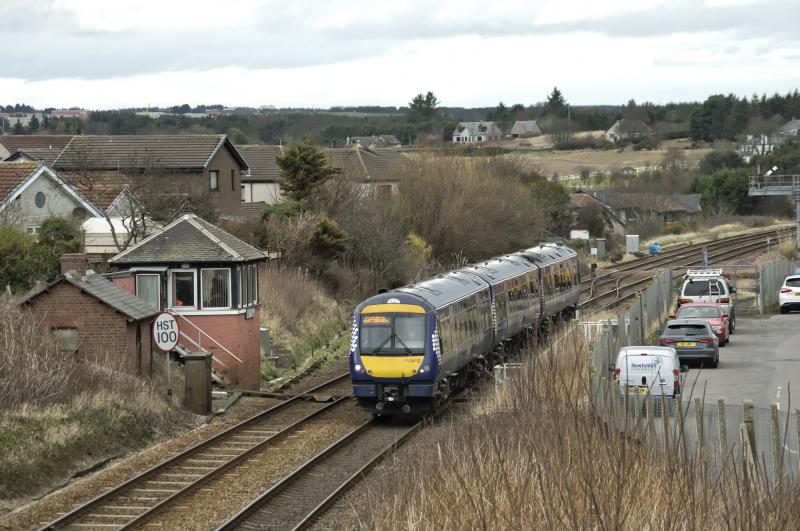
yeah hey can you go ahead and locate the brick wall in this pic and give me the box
[60,253,88,275]
[25,281,151,376]
[177,309,261,390]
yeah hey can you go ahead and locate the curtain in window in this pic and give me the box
[202,269,230,308]
[136,274,160,310]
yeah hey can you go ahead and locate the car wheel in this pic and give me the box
[730,314,735,333]
[780,306,788,315]
[709,355,719,369]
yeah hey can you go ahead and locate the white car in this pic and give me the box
[779,275,800,314]
[677,269,736,332]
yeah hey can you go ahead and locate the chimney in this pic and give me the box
[60,253,88,276]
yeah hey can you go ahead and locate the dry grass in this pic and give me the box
[777,236,798,261]
[259,264,347,373]
[364,329,800,530]
[0,297,178,499]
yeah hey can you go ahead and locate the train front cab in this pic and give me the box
[350,297,439,415]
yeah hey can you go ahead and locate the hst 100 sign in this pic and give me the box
[153,312,179,352]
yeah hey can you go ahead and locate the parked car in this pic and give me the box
[613,346,686,398]
[659,319,719,368]
[779,275,800,314]
[670,303,729,346]
[677,269,736,333]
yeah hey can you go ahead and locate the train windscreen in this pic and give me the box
[360,314,425,355]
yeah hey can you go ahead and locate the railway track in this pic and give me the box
[579,226,795,313]
[217,418,422,531]
[40,373,352,531]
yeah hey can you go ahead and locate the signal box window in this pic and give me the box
[209,170,219,191]
[171,270,196,308]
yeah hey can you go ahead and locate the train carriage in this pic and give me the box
[350,242,580,416]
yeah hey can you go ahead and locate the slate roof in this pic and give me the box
[780,118,800,135]
[21,271,158,321]
[54,135,249,171]
[0,135,72,153]
[607,119,653,135]
[3,147,64,164]
[60,170,129,211]
[510,121,542,136]
[109,213,268,264]
[453,121,502,135]
[236,144,283,182]
[324,147,408,182]
[345,135,402,148]
[592,190,701,214]
[0,162,39,201]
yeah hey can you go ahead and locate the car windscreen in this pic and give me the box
[683,280,721,296]
[360,313,426,355]
[787,278,800,288]
[677,306,720,319]
[665,324,710,336]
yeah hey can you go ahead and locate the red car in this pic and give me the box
[669,303,730,346]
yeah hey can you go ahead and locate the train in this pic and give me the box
[349,242,580,416]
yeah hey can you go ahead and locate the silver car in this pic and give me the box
[659,319,719,368]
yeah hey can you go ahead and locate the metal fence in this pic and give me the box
[585,260,800,485]
[758,259,797,312]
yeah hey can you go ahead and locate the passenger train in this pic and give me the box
[349,243,580,416]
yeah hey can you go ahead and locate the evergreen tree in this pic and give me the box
[545,87,567,117]
[28,114,40,133]
[275,139,340,202]
[408,91,440,122]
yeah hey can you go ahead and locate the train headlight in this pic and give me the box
[355,364,363,372]
[419,364,430,373]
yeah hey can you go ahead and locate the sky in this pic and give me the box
[1,0,799,110]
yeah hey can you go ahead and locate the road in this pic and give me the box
[684,313,800,410]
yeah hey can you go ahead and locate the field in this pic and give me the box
[516,139,712,179]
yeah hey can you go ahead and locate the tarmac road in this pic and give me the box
[683,313,800,410]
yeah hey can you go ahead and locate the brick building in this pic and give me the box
[108,213,268,389]
[20,255,158,376]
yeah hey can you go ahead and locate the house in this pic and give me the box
[345,135,402,149]
[509,120,542,138]
[605,119,653,143]
[590,190,702,225]
[452,121,503,143]
[236,144,284,205]
[325,145,410,199]
[568,192,625,234]
[53,135,249,219]
[779,118,800,137]
[19,255,159,377]
[0,134,72,160]
[48,110,90,120]
[0,112,42,130]
[739,134,786,163]
[108,213,268,389]
[0,162,103,233]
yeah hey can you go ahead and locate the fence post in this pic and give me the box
[638,295,645,343]
[647,395,655,440]
[796,408,800,476]
[740,422,757,493]
[694,396,705,452]
[743,400,757,457]
[623,384,630,433]
[757,264,764,314]
[771,403,782,484]
[661,393,670,451]
[718,399,727,460]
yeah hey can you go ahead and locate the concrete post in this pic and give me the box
[694,397,704,451]
[771,403,782,484]
[718,399,727,460]
[743,400,756,456]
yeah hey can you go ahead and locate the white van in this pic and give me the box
[678,269,737,332]
[613,346,686,398]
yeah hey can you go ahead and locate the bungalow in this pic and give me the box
[779,118,800,137]
[345,135,402,149]
[108,213,268,389]
[452,121,503,143]
[0,161,103,233]
[509,120,542,138]
[739,134,786,163]
[0,134,72,161]
[605,119,653,143]
[591,190,702,225]
[325,145,410,199]
[236,144,284,205]
[53,134,249,220]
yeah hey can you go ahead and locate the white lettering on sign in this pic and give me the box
[152,312,179,352]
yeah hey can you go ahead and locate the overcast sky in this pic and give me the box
[2,0,799,109]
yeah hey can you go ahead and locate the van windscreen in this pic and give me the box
[683,280,720,296]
